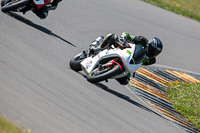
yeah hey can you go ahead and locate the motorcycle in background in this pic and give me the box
[1,0,51,15]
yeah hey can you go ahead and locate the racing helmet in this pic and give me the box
[146,37,163,58]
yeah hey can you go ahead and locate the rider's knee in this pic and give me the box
[116,76,130,85]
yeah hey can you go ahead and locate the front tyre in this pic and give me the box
[87,65,121,83]
[1,0,29,12]
[69,51,87,71]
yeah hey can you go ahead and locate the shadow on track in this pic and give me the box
[77,70,164,117]
[94,82,165,117]
[6,12,76,47]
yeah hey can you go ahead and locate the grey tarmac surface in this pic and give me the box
[0,0,199,132]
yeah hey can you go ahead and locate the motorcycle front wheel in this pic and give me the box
[87,65,121,83]
[69,51,87,71]
[1,0,29,12]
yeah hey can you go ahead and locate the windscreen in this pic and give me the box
[130,45,146,64]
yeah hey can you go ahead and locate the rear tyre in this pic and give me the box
[1,0,7,6]
[1,0,29,12]
[87,65,121,83]
[69,51,87,71]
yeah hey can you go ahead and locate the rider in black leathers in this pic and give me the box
[91,32,163,85]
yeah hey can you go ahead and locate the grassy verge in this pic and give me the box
[166,82,200,129]
[143,0,200,22]
[0,115,25,133]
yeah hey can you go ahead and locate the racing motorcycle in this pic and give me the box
[1,0,51,14]
[69,37,146,83]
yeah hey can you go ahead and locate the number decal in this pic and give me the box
[33,0,44,5]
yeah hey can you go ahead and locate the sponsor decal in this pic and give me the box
[86,60,92,69]
[126,50,131,55]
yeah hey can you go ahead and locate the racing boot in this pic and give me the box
[33,6,49,19]
[49,0,62,10]
[101,33,118,48]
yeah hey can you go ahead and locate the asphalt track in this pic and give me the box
[0,0,200,133]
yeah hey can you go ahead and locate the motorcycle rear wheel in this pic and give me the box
[87,65,121,83]
[1,0,7,6]
[1,0,29,12]
[69,51,87,71]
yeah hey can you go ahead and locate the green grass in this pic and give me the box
[143,0,200,22]
[0,115,25,133]
[165,82,200,129]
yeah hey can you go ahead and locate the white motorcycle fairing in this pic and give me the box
[81,43,142,79]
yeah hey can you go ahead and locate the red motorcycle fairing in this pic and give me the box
[33,0,51,9]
